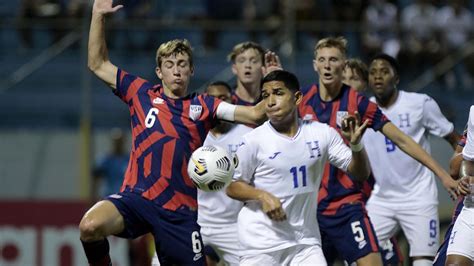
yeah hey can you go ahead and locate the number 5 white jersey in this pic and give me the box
[363,91,454,207]
[234,119,352,256]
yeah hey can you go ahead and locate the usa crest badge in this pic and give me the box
[189,105,203,121]
[336,111,348,127]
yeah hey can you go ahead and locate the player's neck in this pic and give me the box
[163,86,187,99]
[319,80,343,102]
[270,114,299,137]
[235,81,260,103]
[376,89,399,108]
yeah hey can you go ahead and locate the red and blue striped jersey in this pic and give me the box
[298,83,389,215]
[231,91,259,106]
[115,69,221,215]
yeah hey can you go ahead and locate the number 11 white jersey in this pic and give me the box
[234,119,352,256]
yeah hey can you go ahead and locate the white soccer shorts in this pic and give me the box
[240,244,327,265]
[446,206,474,261]
[200,224,240,266]
[367,202,439,257]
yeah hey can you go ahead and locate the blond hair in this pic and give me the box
[227,41,265,63]
[314,36,348,58]
[156,39,193,68]
[346,58,368,82]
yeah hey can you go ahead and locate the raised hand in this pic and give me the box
[93,0,123,15]
[341,111,369,145]
[262,51,283,76]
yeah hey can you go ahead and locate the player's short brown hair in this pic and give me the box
[227,41,265,64]
[314,36,348,58]
[156,39,194,68]
[346,58,368,82]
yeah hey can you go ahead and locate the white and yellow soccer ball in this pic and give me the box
[187,145,235,192]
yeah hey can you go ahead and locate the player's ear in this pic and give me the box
[190,66,194,76]
[231,64,237,75]
[155,66,163,80]
[294,91,302,105]
[313,59,319,74]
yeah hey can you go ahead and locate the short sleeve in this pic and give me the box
[233,136,258,184]
[358,95,389,131]
[115,69,151,103]
[421,95,454,137]
[327,126,352,171]
[462,106,474,161]
[200,93,223,120]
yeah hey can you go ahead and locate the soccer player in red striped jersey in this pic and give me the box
[227,41,266,106]
[79,1,265,265]
[264,36,460,265]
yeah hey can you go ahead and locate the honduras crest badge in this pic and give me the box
[189,105,203,121]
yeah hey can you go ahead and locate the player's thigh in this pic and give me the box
[445,254,473,266]
[366,202,398,242]
[79,200,125,238]
[290,245,327,266]
[201,225,240,265]
[152,212,205,265]
[355,251,382,266]
[446,208,474,262]
[397,204,439,257]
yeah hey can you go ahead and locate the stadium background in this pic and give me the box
[0,0,472,265]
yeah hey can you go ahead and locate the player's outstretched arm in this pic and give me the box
[381,122,459,199]
[342,112,371,181]
[216,101,267,125]
[88,0,123,89]
[226,181,286,221]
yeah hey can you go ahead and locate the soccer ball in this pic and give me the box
[187,145,235,192]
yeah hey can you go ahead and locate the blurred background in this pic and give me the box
[0,0,472,265]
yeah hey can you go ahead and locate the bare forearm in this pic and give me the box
[87,10,117,88]
[348,148,371,181]
[226,181,265,202]
[234,104,266,125]
[88,12,108,71]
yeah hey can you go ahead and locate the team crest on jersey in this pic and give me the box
[189,105,203,121]
[336,111,349,127]
[153,97,164,104]
[303,114,314,121]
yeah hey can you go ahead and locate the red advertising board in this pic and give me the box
[0,201,128,266]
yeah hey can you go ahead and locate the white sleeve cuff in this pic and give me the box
[216,101,236,122]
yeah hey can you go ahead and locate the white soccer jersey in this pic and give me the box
[234,120,352,256]
[198,124,252,227]
[363,91,454,207]
[462,105,474,161]
[462,105,474,208]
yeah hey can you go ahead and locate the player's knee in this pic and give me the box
[79,215,106,241]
